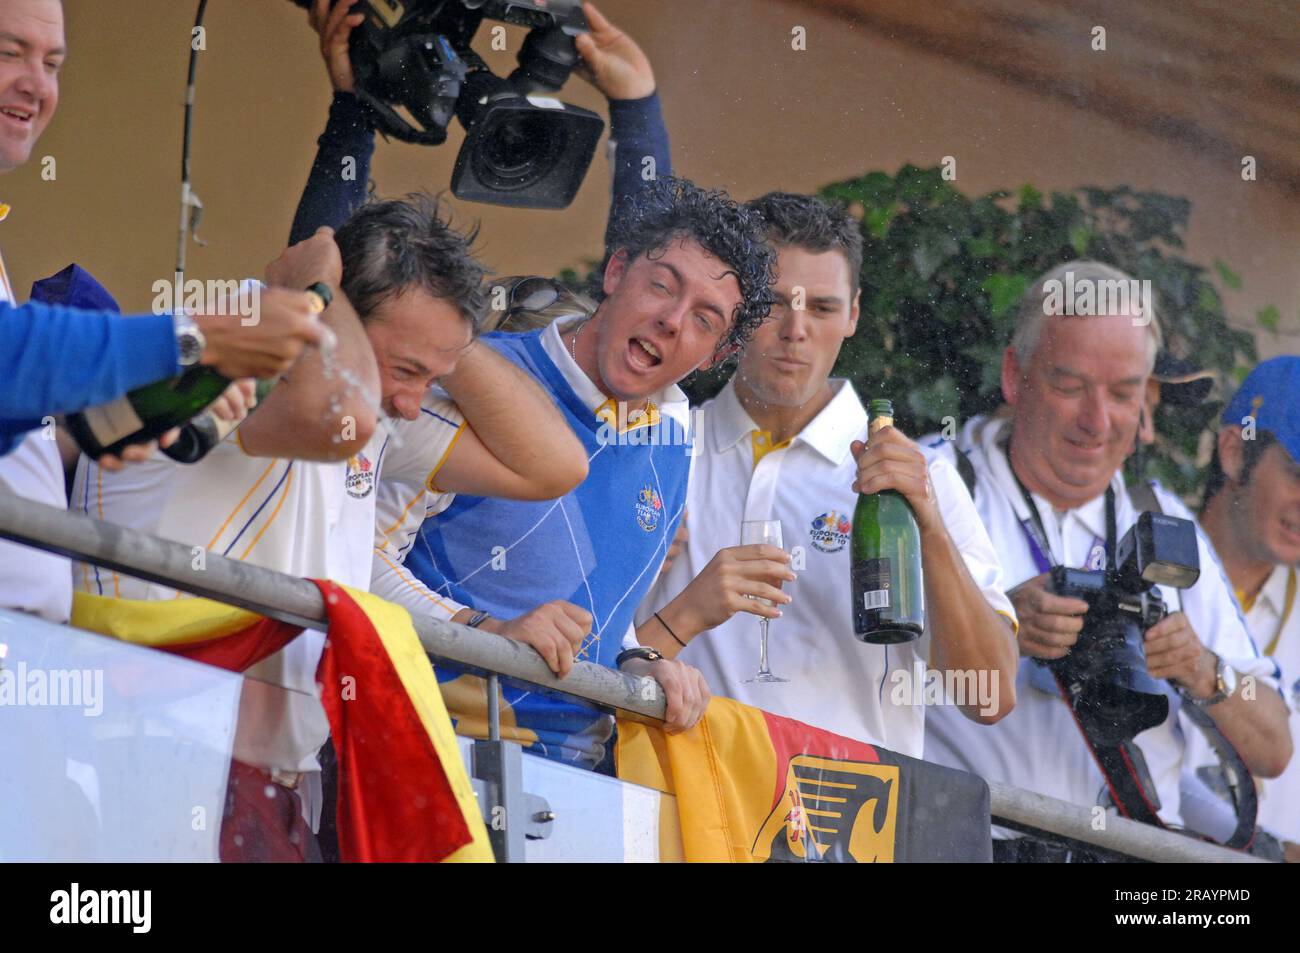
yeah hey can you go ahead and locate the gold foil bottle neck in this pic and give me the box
[869,415,894,436]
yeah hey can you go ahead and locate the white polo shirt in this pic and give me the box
[70,394,464,780]
[371,390,469,621]
[0,241,72,624]
[1244,565,1300,842]
[1182,562,1299,844]
[923,414,1276,828]
[372,316,688,655]
[637,379,1016,759]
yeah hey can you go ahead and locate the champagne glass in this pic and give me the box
[741,519,788,684]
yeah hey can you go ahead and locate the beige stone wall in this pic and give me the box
[3,0,1295,357]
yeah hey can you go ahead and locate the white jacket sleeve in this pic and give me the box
[371,476,465,621]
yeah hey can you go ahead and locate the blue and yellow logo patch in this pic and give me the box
[345,452,376,499]
[635,484,663,532]
[809,510,852,553]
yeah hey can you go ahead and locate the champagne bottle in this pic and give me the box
[850,398,925,643]
[64,367,236,462]
[160,378,278,463]
[66,282,331,463]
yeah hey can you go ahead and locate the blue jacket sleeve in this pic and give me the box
[0,301,180,422]
[605,92,672,252]
[290,92,376,244]
[288,89,669,254]
[607,91,672,213]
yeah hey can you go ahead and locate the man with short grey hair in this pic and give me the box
[921,259,1291,860]
[1010,260,1163,370]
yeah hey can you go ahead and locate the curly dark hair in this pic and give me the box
[602,176,776,352]
[335,193,489,329]
[746,191,864,295]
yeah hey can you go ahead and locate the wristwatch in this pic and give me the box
[305,281,333,313]
[172,311,207,367]
[616,646,665,669]
[1181,653,1238,708]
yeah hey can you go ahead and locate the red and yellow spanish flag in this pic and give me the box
[617,698,901,863]
[72,580,492,863]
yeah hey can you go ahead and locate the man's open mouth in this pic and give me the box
[629,337,663,368]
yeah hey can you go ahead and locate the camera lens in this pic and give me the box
[474,111,564,192]
[1061,617,1170,743]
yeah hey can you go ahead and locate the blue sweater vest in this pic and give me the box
[404,328,692,768]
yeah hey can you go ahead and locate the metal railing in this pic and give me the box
[0,493,663,722]
[0,494,1265,863]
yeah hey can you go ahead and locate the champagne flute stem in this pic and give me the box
[758,618,771,675]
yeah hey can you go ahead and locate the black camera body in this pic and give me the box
[1044,512,1201,744]
[291,0,604,208]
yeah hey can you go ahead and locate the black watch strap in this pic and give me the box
[305,281,333,313]
[616,646,664,668]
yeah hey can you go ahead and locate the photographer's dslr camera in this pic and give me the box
[1043,512,1201,744]
[291,0,605,208]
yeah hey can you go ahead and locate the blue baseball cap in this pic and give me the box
[29,263,120,313]
[1221,356,1300,465]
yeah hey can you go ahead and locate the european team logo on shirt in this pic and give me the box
[809,511,852,553]
[635,484,663,532]
[345,453,376,499]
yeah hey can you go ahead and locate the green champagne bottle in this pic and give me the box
[64,368,235,461]
[850,398,925,643]
[158,282,331,463]
[159,377,278,463]
[65,282,331,463]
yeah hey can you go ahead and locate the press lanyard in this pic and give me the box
[1263,567,1297,658]
[1010,468,1115,574]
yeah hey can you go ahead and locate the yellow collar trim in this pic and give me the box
[751,430,792,467]
[1236,588,1255,614]
[596,398,660,434]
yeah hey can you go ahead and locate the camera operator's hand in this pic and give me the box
[1144,612,1215,695]
[620,656,710,733]
[308,0,364,93]
[1007,572,1090,660]
[573,3,656,101]
[850,425,942,534]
